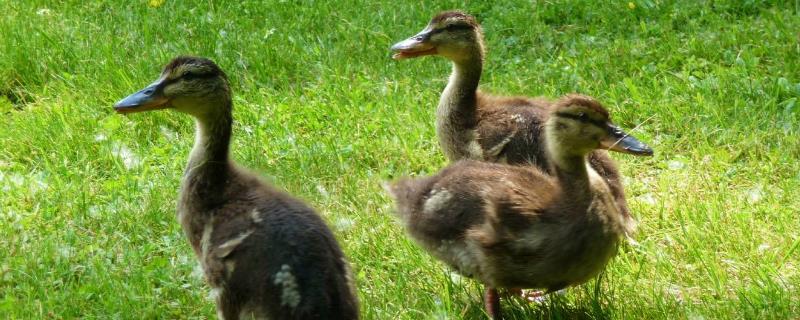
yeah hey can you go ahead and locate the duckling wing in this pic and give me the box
[388,161,559,281]
[475,113,520,161]
[475,97,550,165]
[465,166,558,248]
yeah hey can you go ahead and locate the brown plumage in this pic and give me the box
[390,11,634,219]
[386,95,653,319]
[114,56,359,320]
[430,10,479,27]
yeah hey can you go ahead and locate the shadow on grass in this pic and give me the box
[453,292,611,320]
[505,294,611,320]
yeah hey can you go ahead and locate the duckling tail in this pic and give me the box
[382,177,434,221]
[382,178,416,218]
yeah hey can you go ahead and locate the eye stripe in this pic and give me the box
[446,24,473,31]
[181,72,216,80]
[555,112,607,128]
[432,24,473,34]
[161,72,216,86]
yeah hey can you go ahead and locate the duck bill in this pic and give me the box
[390,28,437,60]
[113,77,170,114]
[600,125,654,156]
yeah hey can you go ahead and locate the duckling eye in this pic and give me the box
[577,112,587,120]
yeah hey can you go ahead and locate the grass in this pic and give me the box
[1,0,799,318]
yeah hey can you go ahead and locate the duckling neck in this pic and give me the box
[549,149,594,202]
[436,50,483,160]
[183,105,233,206]
[552,152,631,236]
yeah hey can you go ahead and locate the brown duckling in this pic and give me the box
[114,56,359,319]
[385,95,653,319]
[390,11,637,219]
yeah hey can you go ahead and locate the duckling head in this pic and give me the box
[391,11,484,63]
[546,94,654,159]
[114,56,231,119]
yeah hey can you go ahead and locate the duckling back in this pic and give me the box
[387,161,553,279]
[386,160,626,290]
[385,163,495,245]
[194,170,359,320]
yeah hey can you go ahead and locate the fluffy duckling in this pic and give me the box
[385,95,653,319]
[114,56,359,319]
[391,11,636,219]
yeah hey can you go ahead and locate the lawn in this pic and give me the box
[1,0,799,318]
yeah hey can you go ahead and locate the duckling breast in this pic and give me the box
[479,222,621,289]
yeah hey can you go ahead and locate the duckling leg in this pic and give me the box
[483,287,502,319]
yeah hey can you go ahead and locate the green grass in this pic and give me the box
[1,0,799,318]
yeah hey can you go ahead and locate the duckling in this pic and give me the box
[385,94,653,319]
[390,11,635,219]
[114,56,359,320]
